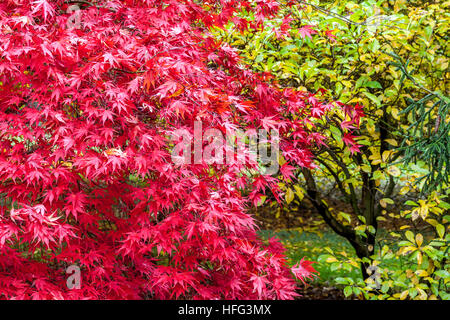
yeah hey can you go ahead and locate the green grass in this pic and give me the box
[260,227,413,288]
[259,228,363,285]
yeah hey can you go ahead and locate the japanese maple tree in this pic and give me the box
[0,0,360,299]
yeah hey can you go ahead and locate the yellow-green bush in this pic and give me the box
[214,0,450,299]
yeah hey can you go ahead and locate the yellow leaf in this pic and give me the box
[418,289,427,300]
[285,188,294,204]
[415,270,428,277]
[417,251,423,265]
[400,290,409,300]
[367,124,376,136]
[61,161,73,168]
[293,185,304,201]
[399,186,410,195]
[425,219,438,227]
[105,148,126,157]
[387,166,401,177]
[419,203,429,219]
[415,233,423,247]
[411,209,420,221]
[256,195,266,207]
[349,260,359,267]
[399,246,416,255]
[382,150,392,162]
[436,224,445,238]
[385,139,398,147]
[392,108,400,120]
[275,208,280,218]
[342,80,352,88]
[371,159,382,165]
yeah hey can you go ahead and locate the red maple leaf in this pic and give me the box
[298,25,318,39]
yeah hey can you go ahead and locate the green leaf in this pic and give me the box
[343,286,353,297]
[381,282,390,293]
[363,92,381,107]
[405,200,418,206]
[335,277,349,285]
[254,54,264,63]
[352,287,361,296]
[338,212,352,224]
[368,38,380,53]
[329,125,342,139]
[408,287,418,299]
[405,230,415,243]
[436,224,445,238]
[438,201,450,210]
[365,81,382,89]
[435,270,450,279]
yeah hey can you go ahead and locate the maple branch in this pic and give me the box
[65,0,96,8]
[111,45,195,76]
[111,68,145,74]
[64,0,117,12]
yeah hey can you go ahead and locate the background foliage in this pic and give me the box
[216,0,450,299]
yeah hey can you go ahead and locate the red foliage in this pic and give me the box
[0,0,359,299]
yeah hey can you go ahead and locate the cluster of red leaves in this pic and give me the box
[0,0,361,299]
